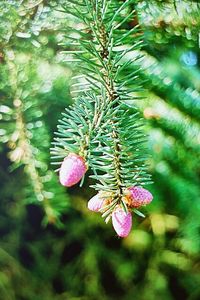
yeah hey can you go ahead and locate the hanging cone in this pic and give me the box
[128,186,153,208]
[88,193,105,212]
[59,153,87,187]
[112,207,132,237]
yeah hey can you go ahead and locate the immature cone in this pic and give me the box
[112,207,132,238]
[128,186,153,208]
[59,153,87,187]
[88,193,105,212]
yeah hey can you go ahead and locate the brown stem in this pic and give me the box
[95,3,124,201]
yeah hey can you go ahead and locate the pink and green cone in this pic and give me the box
[127,186,153,208]
[59,153,87,187]
[112,207,132,238]
[88,193,105,212]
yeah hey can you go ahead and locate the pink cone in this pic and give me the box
[112,207,132,238]
[59,153,87,187]
[128,186,153,208]
[88,193,105,212]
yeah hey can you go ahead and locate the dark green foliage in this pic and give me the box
[0,1,200,299]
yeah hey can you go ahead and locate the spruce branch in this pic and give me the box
[3,49,70,226]
[52,0,153,233]
[5,54,59,223]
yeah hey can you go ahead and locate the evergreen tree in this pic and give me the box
[0,1,199,299]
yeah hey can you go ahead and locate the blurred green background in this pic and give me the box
[0,1,200,299]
